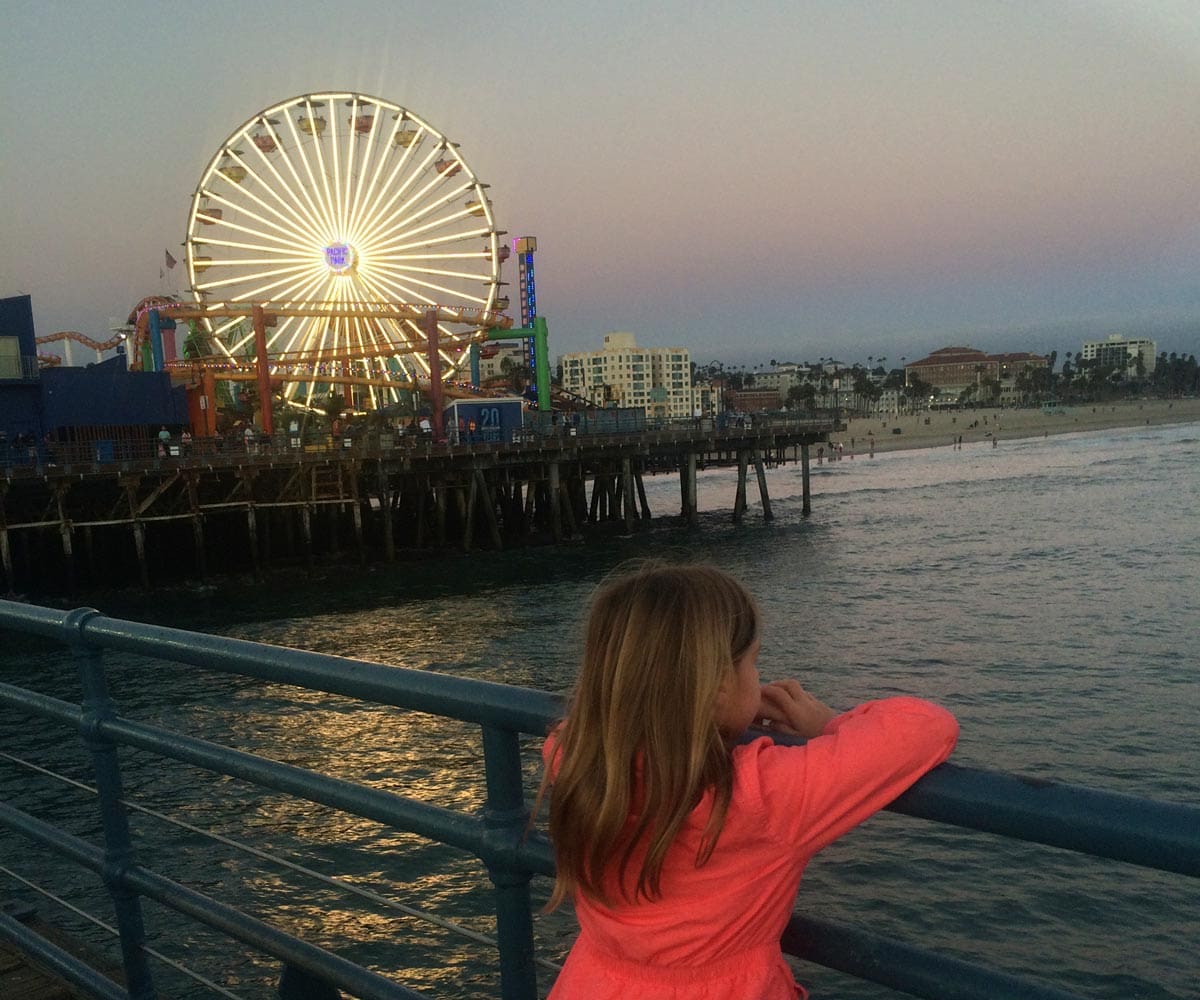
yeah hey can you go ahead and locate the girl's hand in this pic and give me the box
[757,679,837,739]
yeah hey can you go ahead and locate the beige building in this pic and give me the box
[1080,335,1156,375]
[559,332,694,419]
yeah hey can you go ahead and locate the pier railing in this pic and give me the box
[0,601,1195,1000]
[4,411,842,476]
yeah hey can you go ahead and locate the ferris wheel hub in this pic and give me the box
[323,242,357,274]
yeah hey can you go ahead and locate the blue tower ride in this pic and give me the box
[516,237,537,390]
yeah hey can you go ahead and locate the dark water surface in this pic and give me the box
[2,423,1197,999]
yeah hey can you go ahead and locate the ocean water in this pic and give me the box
[1,422,1197,999]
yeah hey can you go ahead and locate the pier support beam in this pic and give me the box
[801,442,812,517]
[685,452,699,527]
[621,458,635,534]
[475,471,502,549]
[124,481,149,589]
[733,449,749,524]
[247,506,261,579]
[55,485,74,594]
[300,505,314,571]
[548,462,563,541]
[635,470,652,519]
[753,450,774,522]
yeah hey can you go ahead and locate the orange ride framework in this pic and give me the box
[136,301,512,437]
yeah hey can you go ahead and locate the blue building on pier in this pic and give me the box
[0,294,188,459]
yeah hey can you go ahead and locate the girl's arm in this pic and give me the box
[754,695,958,855]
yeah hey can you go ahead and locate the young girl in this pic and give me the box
[541,562,958,999]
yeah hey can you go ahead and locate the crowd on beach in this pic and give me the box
[830,397,1200,457]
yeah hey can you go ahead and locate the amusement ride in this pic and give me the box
[36,92,546,436]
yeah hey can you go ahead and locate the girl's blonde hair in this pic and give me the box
[544,560,759,908]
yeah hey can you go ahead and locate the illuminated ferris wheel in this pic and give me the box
[184,92,508,409]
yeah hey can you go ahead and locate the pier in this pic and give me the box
[0,415,840,596]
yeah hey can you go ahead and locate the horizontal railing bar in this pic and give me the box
[0,862,247,999]
[98,714,488,858]
[0,910,129,1000]
[3,796,1088,1000]
[781,914,1088,1000]
[0,681,84,728]
[10,600,561,733]
[4,657,1197,880]
[748,734,1200,877]
[0,750,563,974]
[0,681,551,880]
[123,865,429,1000]
[890,761,1200,878]
[0,801,427,1000]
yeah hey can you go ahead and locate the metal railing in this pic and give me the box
[0,600,1195,1000]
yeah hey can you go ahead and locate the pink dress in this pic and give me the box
[545,697,959,999]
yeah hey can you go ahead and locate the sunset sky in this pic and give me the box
[2,1,1198,367]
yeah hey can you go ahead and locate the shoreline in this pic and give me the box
[833,398,1200,456]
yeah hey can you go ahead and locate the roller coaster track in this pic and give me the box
[34,330,128,367]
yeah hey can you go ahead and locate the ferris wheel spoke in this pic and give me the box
[202,173,327,250]
[210,270,330,340]
[369,173,473,238]
[301,99,343,242]
[341,95,386,240]
[190,231,314,257]
[342,100,374,239]
[372,269,488,308]
[354,142,445,245]
[279,103,338,240]
[200,193,324,252]
[346,110,421,239]
[360,271,439,310]
[262,115,341,243]
[208,148,328,241]
[193,262,317,295]
[329,100,349,238]
[361,175,473,252]
[376,260,494,283]
[368,227,493,257]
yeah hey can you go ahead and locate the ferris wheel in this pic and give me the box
[184,92,509,410]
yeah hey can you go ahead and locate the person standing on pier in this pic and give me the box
[539,562,958,999]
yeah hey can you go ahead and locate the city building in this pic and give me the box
[1080,335,1156,375]
[724,387,781,413]
[691,380,723,418]
[906,346,1048,403]
[559,332,694,420]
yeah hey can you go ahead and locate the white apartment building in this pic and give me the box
[691,381,723,418]
[476,341,527,383]
[749,365,803,396]
[1080,335,1157,375]
[560,332,694,419]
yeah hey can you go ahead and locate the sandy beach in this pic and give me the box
[834,398,1200,456]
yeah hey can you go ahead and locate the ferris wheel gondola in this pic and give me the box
[184,92,507,410]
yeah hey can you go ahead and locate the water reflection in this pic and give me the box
[2,423,1197,998]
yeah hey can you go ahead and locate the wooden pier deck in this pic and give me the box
[1,415,841,597]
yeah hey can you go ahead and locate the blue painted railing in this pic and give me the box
[0,599,1196,1000]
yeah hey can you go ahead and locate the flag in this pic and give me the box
[164,249,177,270]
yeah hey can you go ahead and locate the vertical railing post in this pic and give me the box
[66,608,157,1000]
[480,724,537,1000]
